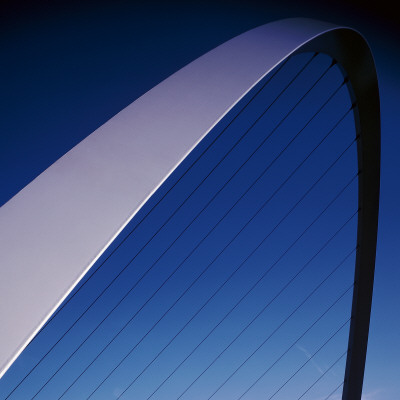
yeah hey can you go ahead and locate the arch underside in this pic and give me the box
[0,18,379,400]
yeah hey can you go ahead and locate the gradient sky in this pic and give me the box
[0,1,399,399]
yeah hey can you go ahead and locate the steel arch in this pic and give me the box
[0,18,380,400]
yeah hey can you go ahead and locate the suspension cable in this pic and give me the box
[176,273,353,399]
[266,322,349,400]
[136,249,356,400]
[57,98,353,400]
[296,352,347,400]
[324,382,344,400]
[27,56,334,400]
[83,84,354,400]
[209,266,354,400]
[5,52,311,400]
[126,221,357,400]
[236,284,353,400]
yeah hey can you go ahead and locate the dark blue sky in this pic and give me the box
[0,1,398,399]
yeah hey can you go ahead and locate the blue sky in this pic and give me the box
[0,1,398,399]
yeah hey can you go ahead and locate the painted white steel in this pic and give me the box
[0,18,342,378]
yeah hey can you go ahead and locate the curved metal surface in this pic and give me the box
[299,29,380,399]
[0,17,379,400]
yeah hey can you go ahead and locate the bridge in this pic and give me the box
[0,18,380,400]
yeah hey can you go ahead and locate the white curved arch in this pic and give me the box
[0,18,379,397]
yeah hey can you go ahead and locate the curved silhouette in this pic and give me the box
[0,18,379,400]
